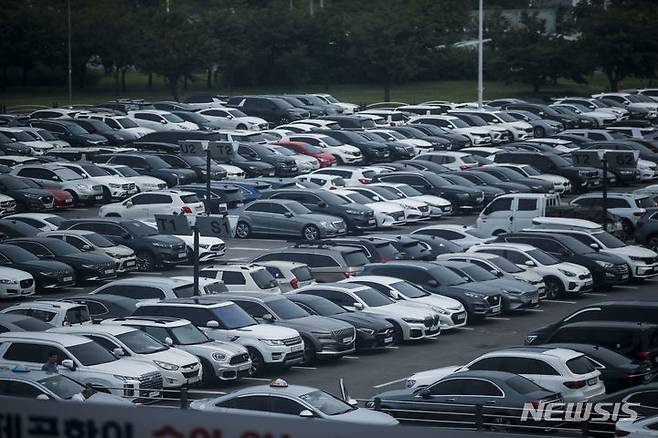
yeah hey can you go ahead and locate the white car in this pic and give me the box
[291,283,441,342]
[527,137,579,154]
[74,113,154,138]
[295,174,346,190]
[529,217,658,279]
[409,115,492,145]
[97,164,168,192]
[370,183,452,218]
[637,159,657,181]
[406,346,605,402]
[311,166,377,186]
[50,324,201,388]
[200,264,280,293]
[312,94,359,114]
[288,119,341,130]
[333,189,406,227]
[99,190,205,219]
[127,110,197,131]
[0,332,162,402]
[0,156,41,167]
[341,276,468,330]
[367,129,433,153]
[5,213,64,232]
[593,92,658,119]
[19,127,71,148]
[414,151,479,171]
[1,300,91,326]
[467,243,593,299]
[216,163,246,179]
[56,162,138,201]
[39,229,137,274]
[0,267,35,298]
[488,163,572,193]
[0,194,16,217]
[103,316,252,383]
[349,185,430,221]
[288,133,363,164]
[615,416,658,438]
[196,107,268,130]
[0,127,55,155]
[411,224,493,250]
[255,261,317,293]
[450,109,534,141]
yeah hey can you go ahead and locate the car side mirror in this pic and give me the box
[112,347,125,357]
[81,244,92,251]
[164,337,174,346]
[524,260,536,267]
[61,359,76,370]
[353,302,364,311]
[299,409,315,418]
[418,389,431,399]
[51,176,60,181]
[36,394,50,401]
[389,290,400,300]
[284,212,293,218]
[124,200,133,208]
[427,279,439,287]
[160,119,168,124]
[318,201,328,208]
[206,320,220,328]
[120,233,132,240]
[262,313,274,323]
[347,398,358,407]
[491,269,503,277]
[590,243,600,251]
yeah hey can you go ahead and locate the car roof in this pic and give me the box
[561,321,658,330]
[576,192,644,199]
[41,229,99,237]
[107,316,187,326]
[229,383,320,398]
[531,217,601,230]
[4,300,83,311]
[148,297,235,308]
[473,243,537,252]
[495,346,583,360]
[97,276,191,288]
[56,324,135,336]
[298,282,366,292]
[0,331,89,346]
[213,292,284,303]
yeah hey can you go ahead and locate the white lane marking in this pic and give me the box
[584,292,608,297]
[189,390,226,395]
[614,285,638,290]
[384,346,399,350]
[242,377,271,382]
[291,366,317,370]
[457,326,475,331]
[373,377,408,389]
[342,356,359,360]
[487,317,511,321]
[524,309,544,313]
[542,299,577,304]
[228,247,278,251]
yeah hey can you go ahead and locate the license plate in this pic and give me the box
[291,344,302,352]
[491,305,501,314]
[587,378,597,385]
[178,252,186,258]
[95,195,103,200]
[149,391,160,399]
[368,219,375,224]
[65,199,73,203]
[621,274,629,280]
[531,297,539,304]
[104,269,114,274]
[126,261,136,266]
[342,337,352,344]
[63,276,73,282]
[456,313,466,320]
[384,337,393,343]
[585,280,593,286]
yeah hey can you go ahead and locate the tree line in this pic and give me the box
[1,0,657,100]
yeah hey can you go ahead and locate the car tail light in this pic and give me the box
[615,429,630,437]
[563,380,586,389]
[460,165,469,170]
[63,319,70,327]
[329,186,337,190]
[638,351,651,360]
[358,178,371,184]
[372,257,390,263]
[633,211,644,216]
[181,206,193,214]
[290,277,299,289]
[341,272,350,279]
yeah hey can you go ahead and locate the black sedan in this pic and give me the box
[5,237,116,284]
[61,294,139,320]
[152,153,228,182]
[370,370,562,428]
[287,294,395,351]
[0,219,40,238]
[0,243,75,290]
[0,175,54,212]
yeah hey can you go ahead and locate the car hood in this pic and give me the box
[512,269,544,283]
[296,213,343,223]
[602,245,658,258]
[279,315,352,333]
[85,392,133,405]
[530,174,570,184]
[331,407,399,426]
[144,346,198,365]
[90,357,159,376]
[88,176,129,185]
[412,295,463,311]
[231,323,299,338]
[60,252,114,266]
[586,251,627,264]
[409,195,450,207]
[103,245,134,258]
[13,188,53,198]
[124,127,154,137]
[182,340,248,357]
[129,176,167,185]
[235,116,267,125]
[18,259,74,272]
[0,266,33,280]
[557,261,591,275]
[452,283,500,296]
[365,201,404,214]
[367,302,434,319]
[479,278,537,293]
[332,312,391,330]
[23,140,54,150]
[144,235,186,247]
[495,182,529,192]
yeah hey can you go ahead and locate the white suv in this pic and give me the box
[468,243,593,299]
[56,162,138,201]
[132,298,304,375]
[0,332,163,402]
[103,316,252,383]
[414,151,479,171]
[406,346,605,402]
[1,301,91,326]
[100,190,205,219]
[200,264,280,293]
[127,110,197,131]
[97,164,168,192]
[50,325,201,388]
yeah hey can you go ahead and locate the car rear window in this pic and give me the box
[251,268,277,289]
[506,375,542,394]
[566,355,596,375]
[65,306,90,325]
[181,194,201,204]
[637,197,656,208]
[173,285,195,298]
[13,318,53,331]
[342,250,369,267]
[291,266,313,282]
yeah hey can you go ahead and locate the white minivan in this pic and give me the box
[476,193,560,236]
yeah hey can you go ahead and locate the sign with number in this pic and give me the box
[154,214,192,235]
[208,141,236,161]
[178,140,208,155]
[194,215,237,238]
[605,150,639,169]
[571,150,603,167]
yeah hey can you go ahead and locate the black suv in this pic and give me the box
[67,118,137,145]
[321,237,401,263]
[266,188,376,233]
[357,131,416,160]
[176,184,233,214]
[150,153,227,182]
[237,144,298,177]
[0,243,75,290]
[0,175,54,212]
[25,119,108,147]
[321,130,390,163]
[97,153,197,187]
[227,96,308,125]
[494,151,600,192]
[503,103,579,129]
[58,218,188,271]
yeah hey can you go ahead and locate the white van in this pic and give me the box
[475,193,560,236]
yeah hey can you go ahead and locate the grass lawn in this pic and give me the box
[0,69,654,108]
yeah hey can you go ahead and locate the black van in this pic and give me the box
[539,321,658,363]
[527,301,658,344]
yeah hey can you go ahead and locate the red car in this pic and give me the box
[273,141,336,168]
[22,179,74,209]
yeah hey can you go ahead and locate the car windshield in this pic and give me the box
[116,330,167,354]
[36,130,58,141]
[287,203,312,214]
[234,133,267,143]
[345,192,372,204]
[354,288,395,307]
[267,299,309,320]
[592,231,625,249]
[68,341,117,366]
[3,130,34,142]
[299,390,353,415]
[430,266,468,286]
[80,165,109,177]
[176,112,207,124]
[170,324,211,345]
[566,355,596,374]
[212,304,257,329]
[506,375,543,394]
[38,374,83,400]
[323,95,339,103]
[448,118,469,128]
[394,185,422,197]
[162,113,184,123]
[39,239,80,256]
[84,233,114,248]
[527,249,559,265]
[518,165,541,176]
[13,317,53,331]
[0,245,38,262]
[65,124,89,135]
[252,268,277,289]
[318,136,342,146]
[343,250,369,266]
[300,143,322,154]
[301,297,345,316]
[65,306,90,324]
[370,186,403,200]
[114,166,140,177]
[489,256,524,273]
[495,113,517,122]
[0,177,31,190]
[391,281,429,298]
[444,174,474,186]
[460,265,497,281]
[123,221,158,237]
[54,168,85,181]
[116,118,139,128]
[181,156,206,166]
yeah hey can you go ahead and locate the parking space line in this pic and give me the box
[342,356,359,360]
[242,377,271,382]
[487,317,511,321]
[584,292,608,297]
[373,378,407,389]
[542,299,577,304]
[384,346,399,350]
[614,285,638,290]
[457,327,475,331]
[291,366,317,370]
[228,247,274,251]
[524,309,544,312]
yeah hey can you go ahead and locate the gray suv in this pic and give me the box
[10,164,103,205]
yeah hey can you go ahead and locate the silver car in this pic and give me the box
[10,164,103,205]
[190,379,398,425]
[234,199,346,241]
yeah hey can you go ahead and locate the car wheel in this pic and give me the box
[236,124,247,130]
[65,190,80,206]
[247,347,264,376]
[302,338,316,365]
[648,235,658,252]
[200,358,217,386]
[136,250,155,272]
[534,126,545,137]
[235,221,251,239]
[544,277,564,299]
[390,321,404,345]
[101,187,111,203]
[302,224,320,241]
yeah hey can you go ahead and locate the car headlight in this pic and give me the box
[211,352,227,362]
[39,271,58,277]
[578,170,589,177]
[558,268,576,277]
[0,279,18,284]
[154,360,180,371]
[432,307,448,315]
[259,338,285,346]
[113,375,139,382]
[319,221,335,229]
[81,264,100,269]
[356,328,375,335]
[109,183,121,188]
[24,193,42,199]
[463,291,484,299]
[152,242,175,248]
[595,260,614,269]
[75,184,90,190]
[402,318,425,324]
[406,379,416,388]
[345,208,364,215]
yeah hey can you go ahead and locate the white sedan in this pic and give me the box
[410,224,493,250]
[0,267,35,298]
[333,189,406,228]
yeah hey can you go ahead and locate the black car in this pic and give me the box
[236,144,298,177]
[371,370,561,427]
[406,234,464,256]
[407,123,471,149]
[99,153,197,187]
[0,175,54,212]
[320,237,401,263]
[58,218,188,271]
[66,118,137,145]
[458,170,529,193]
[360,261,502,321]
[592,383,658,418]
[25,119,108,147]
[276,95,326,117]
[367,234,434,261]
[151,153,227,182]
[357,131,416,160]
[151,101,197,112]
[494,151,600,193]
[170,111,216,131]
[395,159,451,174]
[0,132,33,156]
[0,219,40,239]
[226,96,308,125]
[388,126,450,150]
[439,173,504,205]
[474,166,554,193]
[288,294,395,351]
[493,232,629,290]
[61,294,140,320]
[371,171,484,213]
[543,343,655,393]
[319,115,376,130]
[267,188,376,233]
[0,243,75,290]
[322,130,391,163]
[5,237,116,284]
[503,103,580,129]
[132,141,180,154]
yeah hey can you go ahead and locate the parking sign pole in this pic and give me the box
[602,152,608,232]
[206,146,211,216]
[193,225,200,296]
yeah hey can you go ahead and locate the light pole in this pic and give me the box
[67,0,72,107]
[477,0,483,108]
